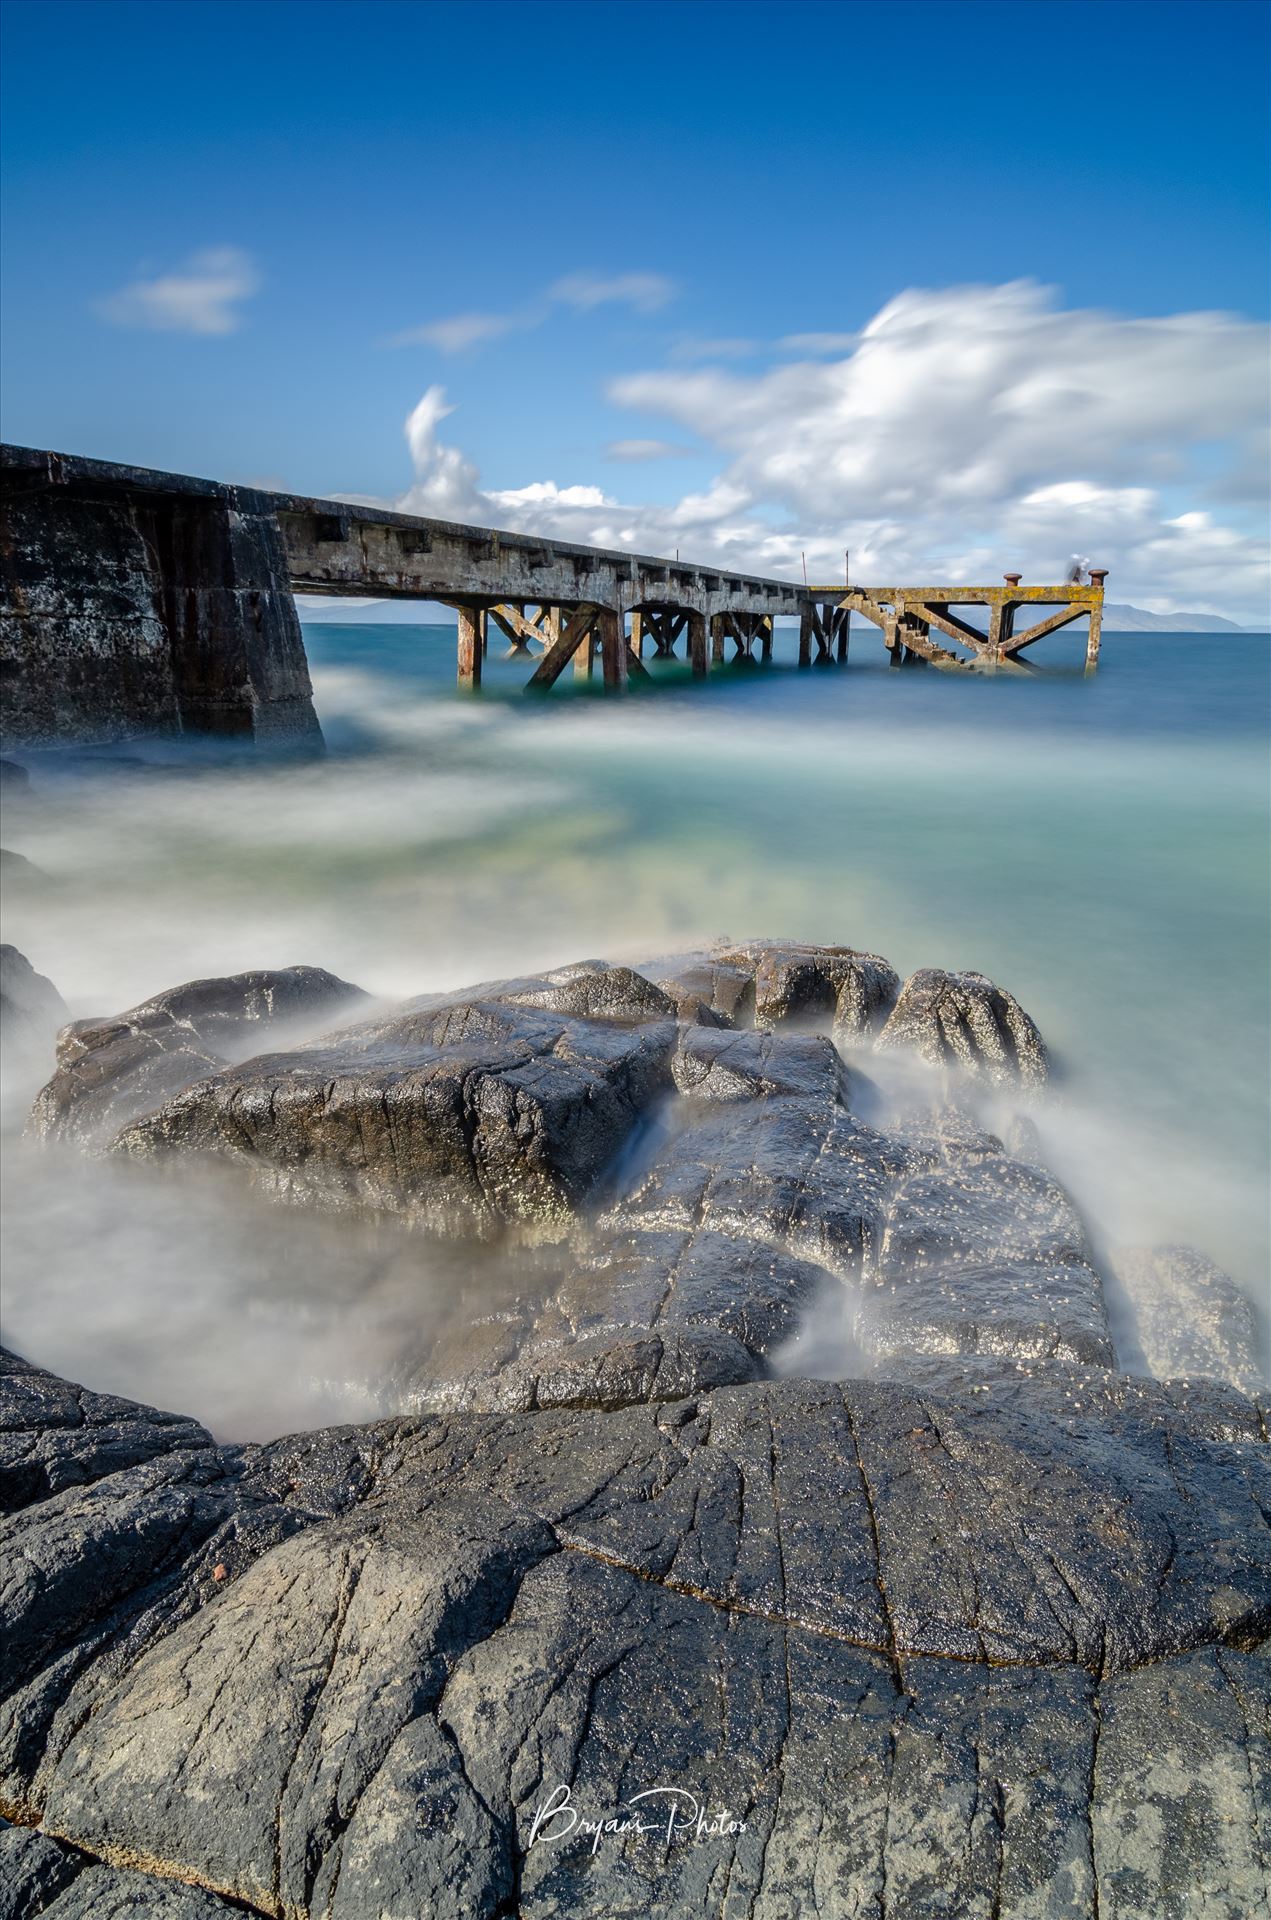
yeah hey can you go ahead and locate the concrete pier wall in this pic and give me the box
[1,449,320,747]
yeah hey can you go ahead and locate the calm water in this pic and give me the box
[3,618,1268,1433]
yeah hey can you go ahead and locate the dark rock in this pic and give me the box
[714,938,902,1040]
[33,1860,244,1916]
[876,966,1050,1086]
[0,1350,214,1515]
[636,949,758,1025]
[0,946,66,1074]
[111,991,678,1238]
[1113,1244,1266,1395]
[2,1357,1265,1919]
[0,758,30,789]
[0,1821,84,1918]
[30,966,367,1148]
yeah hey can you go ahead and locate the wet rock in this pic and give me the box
[0,758,30,789]
[1113,1244,1266,1395]
[111,993,678,1238]
[714,938,902,1041]
[636,949,758,1025]
[876,966,1050,1086]
[0,946,66,1075]
[30,965,368,1148]
[2,1359,1266,1919]
[0,1350,214,1514]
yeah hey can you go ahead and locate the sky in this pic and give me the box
[2,0,1268,620]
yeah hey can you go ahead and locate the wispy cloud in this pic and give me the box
[605,438,696,462]
[547,271,675,314]
[95,246,258,335]
[389,311,525,353]
[393,268,676,356]
[668,336,760,364]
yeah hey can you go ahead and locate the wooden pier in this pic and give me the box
[804,572,1108,673]
[0,443,1110,748]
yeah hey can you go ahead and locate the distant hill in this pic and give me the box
[1101,602,1252,633]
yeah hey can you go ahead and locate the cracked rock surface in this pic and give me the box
[8,943,1269,1917]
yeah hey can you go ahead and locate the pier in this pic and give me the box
[0,443,1107,745]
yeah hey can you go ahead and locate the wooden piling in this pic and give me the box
[598,608,626,688]
[688,611,708,677]
[456,605,484,687]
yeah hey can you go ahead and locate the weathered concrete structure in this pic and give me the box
[809,574,1108,672]
[0,444,1108,745]
[1,447,321,745]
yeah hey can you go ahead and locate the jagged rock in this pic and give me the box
[876,966,1050,1086]
[0,1351,214,1515]
[636,949,758,1025]
[2,1356,1267,1919]
[0,946,66,1074]
[1113,1244,1266,1394]
[111,986,678,1238]
[29,966,368,1148]
[714,938,902,1040]
[0,1823,244,1916]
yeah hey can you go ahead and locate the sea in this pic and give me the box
[2,618,1267,1437]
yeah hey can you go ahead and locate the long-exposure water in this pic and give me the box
[3,619,1267,1436]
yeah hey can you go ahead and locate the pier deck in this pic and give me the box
[1,443,1107,744]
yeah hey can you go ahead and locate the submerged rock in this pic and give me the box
[0,944,66,1075]
[1113,1244,1266,1395]
[876,965,1050,1086]
[30,965,368,1147]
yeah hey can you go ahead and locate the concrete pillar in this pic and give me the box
[837,608,850,662]
[457,605,484,687]
[798,603,814,667]
[761,615,774,661]
[687,611,708,678]
[1086,570,1107,671]
[573,613,594,679]
[630,611,645,659]
[711,614,726,664]
[598,608,627,689]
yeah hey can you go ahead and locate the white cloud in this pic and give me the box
[606,438,695,461]
[375,282,1270,623]
[547,271,675,313]
[396,268,676,356]
[96,246,258,335]
[389,311,524,354]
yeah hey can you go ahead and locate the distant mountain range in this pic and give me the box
[293,594,1265,633]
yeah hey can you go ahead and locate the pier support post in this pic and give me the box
[630,612,645,659]
[574,619,595,679]
[457,605,484,687]
[798,603,814,667]
[688,611,708,677]
[711,613,726,664]
[761,615,773,660]
[597,608,627,689]
[837,608,850,662]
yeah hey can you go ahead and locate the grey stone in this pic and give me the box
[30,966,368,1148]
[0,1821,84,1918]
[1113,1244,1266,1395]
[0,946,65,1073]
[876,966,1050,1087]
[110,991,677,1238]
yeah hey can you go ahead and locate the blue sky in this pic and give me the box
[2,0,1268,616]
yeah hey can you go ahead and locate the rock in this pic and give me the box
[1112,1244,1266,1395]
[111,986,678,1238]
[0,1821,83,1918]
[0,758,30,789]
[0,946,66,1075]
[2,1355,1267,1919]
[714,938,902,1041]
[876,966,1050,1086]
[0,1350,215,1515]
[30,965,368,1148]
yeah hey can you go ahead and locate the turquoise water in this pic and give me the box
[2,618,1267,1430]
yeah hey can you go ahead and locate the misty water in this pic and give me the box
[3,619,1268,1438]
